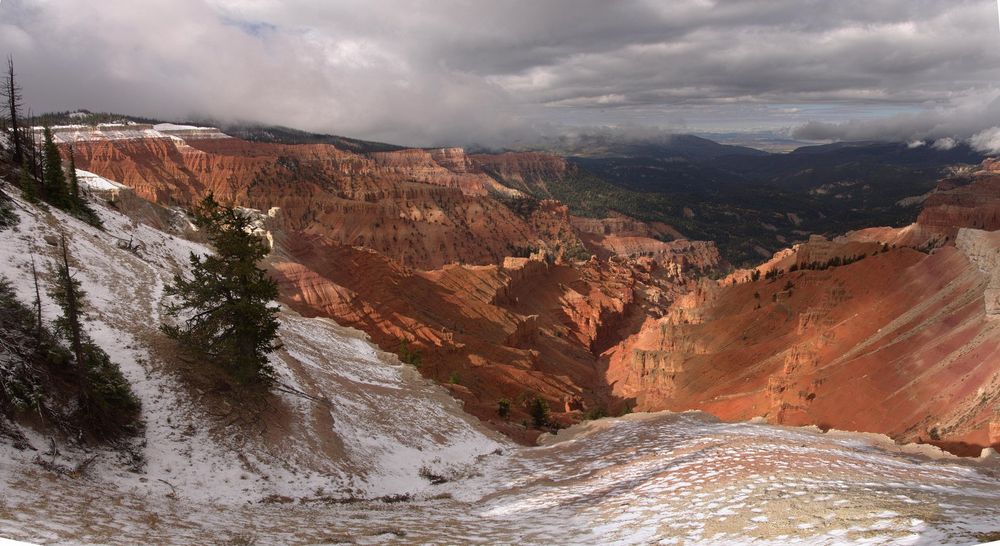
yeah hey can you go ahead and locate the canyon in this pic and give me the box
[57,123,1000,454]
[4,145,999,546]
[607,162,1000,454]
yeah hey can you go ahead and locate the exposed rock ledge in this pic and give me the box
[956,228,1000,316]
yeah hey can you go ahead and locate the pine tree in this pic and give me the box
[30,254,43,343]
[162,195,281,385]
[67,146,81,204]
[48,235,140,437]
[18,167,38,203]
[0,188,15,230]
[51,234,86,368]
[62,144,102,227]
[24,111,41,181]
[42,127,69,207]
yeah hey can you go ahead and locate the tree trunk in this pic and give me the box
[30,254,42,342]
[5,57,22,166]
[60,236,85,368]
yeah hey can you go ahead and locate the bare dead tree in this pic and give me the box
[22,109,41,181]
[30,253,43,342]
[2,56,24,165]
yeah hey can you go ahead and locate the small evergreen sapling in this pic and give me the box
[49,235,140,437]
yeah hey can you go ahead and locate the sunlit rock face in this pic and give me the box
[605,162,1000,455]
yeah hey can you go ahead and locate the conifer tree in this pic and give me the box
[42,127,69,207]
[18,167,38,203]
[67,146,81,204]
[51,235,85,368]
[30,254,43,342]
[162,195,281,385]
[49,235,140,436]
[0,188,15,230]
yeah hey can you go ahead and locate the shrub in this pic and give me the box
[583,406,607,421]
[528,396,549,428]
[497,398,511,419]
[397,339,422,367]
[0,189,17,230]
[78,341,142,438]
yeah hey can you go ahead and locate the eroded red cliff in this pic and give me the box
[606,162,1000,454]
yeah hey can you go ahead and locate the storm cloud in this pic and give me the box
[1,0,999,147]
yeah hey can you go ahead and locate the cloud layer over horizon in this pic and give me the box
[1,0,999,149]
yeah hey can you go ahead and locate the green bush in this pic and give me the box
[0,190,17,230]
[79,342,142,438]
[497,398,511,419]
[397,339,422,367]
[583,406,607,421]
[528,396,549,428]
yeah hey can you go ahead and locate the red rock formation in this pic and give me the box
[66,133,574,270]
[607,162,1000,454]
[918,166,1000,233]
[56,125,726,442]
[469,152,568,196]
[571,212,684,241]
[991,409,1000,447]
[67,126,1000,454]
[269,233,679,433]
[607,244,1000,452]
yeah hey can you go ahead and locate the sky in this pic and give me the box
[1,0,1000,150]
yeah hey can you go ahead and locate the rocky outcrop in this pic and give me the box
[52,124,727,441]
[918,165,1000,233]
[470,152,568,197]
[270,233,676,434]
[63,131,574,270]
[607,224,1000,454]
[370,147,518,197]
[571,212,683,241]
[991,408,1000,447]
[956,228,1000,316]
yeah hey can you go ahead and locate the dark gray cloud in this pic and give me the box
[1,0,999,147]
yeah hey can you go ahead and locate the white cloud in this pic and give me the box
[933,137,958,150]
[0,0,998,146]
[970,126,1000,154]
[793,90,1000,147]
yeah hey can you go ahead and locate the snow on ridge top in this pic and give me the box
[153,123,210,131]
[153,123,231,140]
[44,123,230,143]
[76,169,127,192]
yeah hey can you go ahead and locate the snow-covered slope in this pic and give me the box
[0,180,505,505]
[1,180,1000,545]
